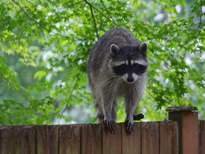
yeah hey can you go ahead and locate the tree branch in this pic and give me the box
[62,76,79,113]
[84,0,99,39]
[199,0,202,28]
[85,0,117,25]
[10,0,42,28]
[100,0,113,21]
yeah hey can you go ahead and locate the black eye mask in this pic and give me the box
[132,63,147,74]
[112,63,147,76]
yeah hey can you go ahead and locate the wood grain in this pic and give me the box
[141,122,159,154]
[160,121,178,154]
[59,125,80,154]
[102,124,122,154]
[36,126,59,154]
[199,120,205,154]
[81,124,102,154]
[122,123,141,154]
[0,127,16,154]
[0,126,35,154]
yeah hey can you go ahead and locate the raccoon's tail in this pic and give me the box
[133,113,144,120]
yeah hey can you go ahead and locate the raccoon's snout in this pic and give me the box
[127,76,134,83]
[122,73,138,84]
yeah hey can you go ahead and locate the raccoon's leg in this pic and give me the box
[94,92,116,123]
[94,92,104,123]
[95,101,104,123]
[111,100,117,121]
[101,88,117,133]
[124,93,139,134]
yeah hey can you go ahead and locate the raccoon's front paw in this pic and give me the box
[125,120,134,135]
[103,119,116,134]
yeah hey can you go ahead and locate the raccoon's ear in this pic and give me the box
[139,43,147,54]
[110,44,120,56]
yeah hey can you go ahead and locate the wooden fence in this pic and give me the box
[0,107,205,154]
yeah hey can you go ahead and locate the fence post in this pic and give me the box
[167,106,199,154]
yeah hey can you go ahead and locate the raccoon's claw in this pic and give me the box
[125,120,134,135]
[103,119,116,134]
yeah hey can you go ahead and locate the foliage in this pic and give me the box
[0,0,204,124]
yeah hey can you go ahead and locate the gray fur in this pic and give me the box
[88,28,147,124]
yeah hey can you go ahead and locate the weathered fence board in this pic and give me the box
[142,122,159,154]
[59,125,80,154]
[36,126,59,154]
[47,126,59,154]
[160,121,178,154]
[0,127,15,154]
[0,127,35,154]
[168,107,199,154]
[16,127,36,154]
[102,124,122,154]
[2,106,205,154]
[200,120,205,154]
[81,124,102,154]
[122,123,141,154]
[4,119,205,154]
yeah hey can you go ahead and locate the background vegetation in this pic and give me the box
[0,0,204,125]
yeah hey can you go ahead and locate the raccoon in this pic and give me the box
[88,28,148,134]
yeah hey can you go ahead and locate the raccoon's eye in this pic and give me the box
[133,64,147,74]
[112,64,127,76]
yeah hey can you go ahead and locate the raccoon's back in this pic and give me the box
[88,28,139,81]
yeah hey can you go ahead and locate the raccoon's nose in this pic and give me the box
[127,76,134,83]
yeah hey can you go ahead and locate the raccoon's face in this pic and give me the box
[110,43,148,84]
